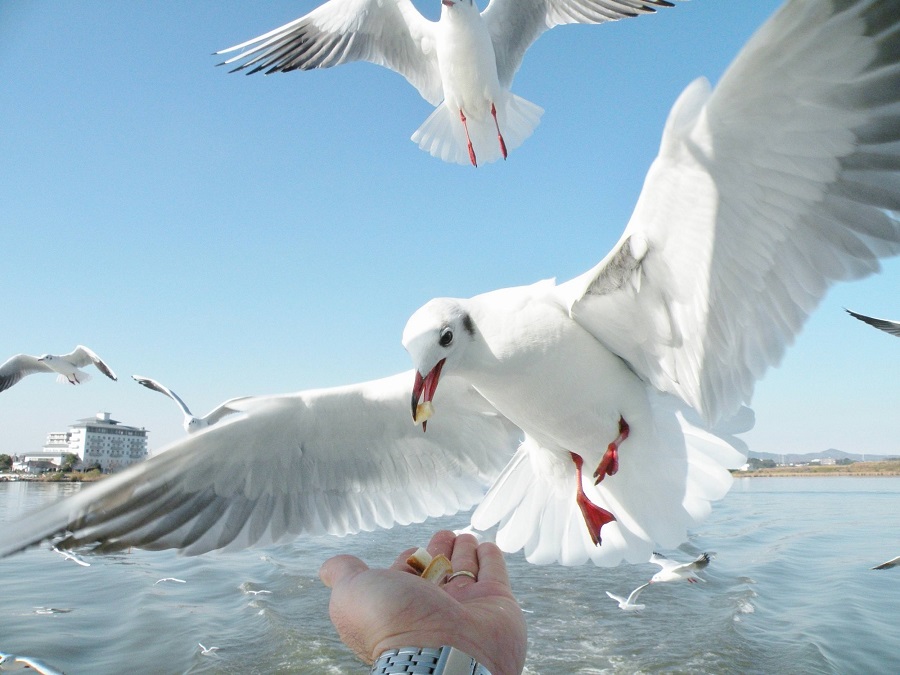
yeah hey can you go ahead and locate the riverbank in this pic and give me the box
[736,459,900,477]
[0,470,105,483]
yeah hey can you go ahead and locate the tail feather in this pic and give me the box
[57,370,92,385]
[411,94,544,165]
[471,393,749,566]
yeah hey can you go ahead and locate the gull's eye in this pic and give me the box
[439,327,453,347]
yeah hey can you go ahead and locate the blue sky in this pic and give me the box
[1,0,898,459]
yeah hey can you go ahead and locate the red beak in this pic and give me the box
[411,358,445,431]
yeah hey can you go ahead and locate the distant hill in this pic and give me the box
[748,449,900,464]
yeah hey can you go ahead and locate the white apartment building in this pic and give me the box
[67,412,149,473]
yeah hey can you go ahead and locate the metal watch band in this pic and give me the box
[370,646,492,675]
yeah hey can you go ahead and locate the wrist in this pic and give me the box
[370,646,492,675]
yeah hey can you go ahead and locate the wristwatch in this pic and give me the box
[370,646,492,674]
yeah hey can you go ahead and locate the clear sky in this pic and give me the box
[1,0,897,460]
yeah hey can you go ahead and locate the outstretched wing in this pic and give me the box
[0,354,50,392]
[216,0,443,105]
[483,0,674,88]
[561,0,900,425]
[626,581,650,603]
[648,551,676,571]
[846,309,900,338]
[202,396,254,426]
[0,371,520,558]
[132,375,194,417]
[65,345,118,381]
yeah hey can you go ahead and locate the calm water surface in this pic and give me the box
[1,477,898,674]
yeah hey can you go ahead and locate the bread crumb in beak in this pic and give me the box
[414,401,434,425]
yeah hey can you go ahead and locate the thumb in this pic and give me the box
[319,553,369,589]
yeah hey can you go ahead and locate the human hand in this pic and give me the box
[319,530,527,675]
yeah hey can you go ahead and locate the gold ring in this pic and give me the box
[446,570,477,582]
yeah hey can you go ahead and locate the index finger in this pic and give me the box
[474,542,510,587]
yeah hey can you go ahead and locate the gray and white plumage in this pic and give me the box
[648,552,711,584]
[216,0,674,165]
[0,0,897,568]
[872,555,900,570]
[132,375,249,434]
[0,652,65,675]
[846,310,900,338]
[605,582,650,610]
[0,345,117,393]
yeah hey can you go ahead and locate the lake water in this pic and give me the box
[1,477,899,674]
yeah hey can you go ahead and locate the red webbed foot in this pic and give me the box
[594,416,629,485]
[571,452,616,546]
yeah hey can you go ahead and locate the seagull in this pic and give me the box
[216,0,675,166]
[0,651,65,675]
[132,375,249,434]
[198,644,219,656]
[52,545,90,567]
[872,555,900,570]
[154,577,187,585]
[0,0,898,568]
[0,345,117,393]
[605,582,649,610]
[846,310,900,338]
[647,552,710,584]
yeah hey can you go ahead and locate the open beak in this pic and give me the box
[441,0,455,6]
[411,358,445,431]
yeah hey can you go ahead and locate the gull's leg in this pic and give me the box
[459,109,477,167]
[571,452,616,546]
[593,416,629,485]
[490,103,507,160]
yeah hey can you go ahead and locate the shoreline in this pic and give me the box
[734,459,900,478]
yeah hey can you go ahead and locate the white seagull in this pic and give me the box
[216,0,675,167]
[0,345,117,393]
[0,652,65,675]
[605,582,650,610]
[132,375,249,434]
[52,545,91,567]
[872,555,900,571]
[0,0,897,568]
[846,310,900,338]
[647,552,710,584]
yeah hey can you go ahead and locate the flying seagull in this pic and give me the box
[605,582,650,610]
[0,652,65,675]
[872,555,900,571]
[0,345,117,393]
[846,310,900,338]
[132,375,249,434]
[647,552,711,584]
[52,545,90,567]
[0,0,897,568]
[216,0,675,167]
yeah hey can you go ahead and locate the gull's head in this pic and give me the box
[37,354,53,363]
[402,298,475,430]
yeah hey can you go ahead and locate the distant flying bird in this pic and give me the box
[0,0,898,568]
[872,555,900,570]
[846,309,900,338]
[648,552,711,584]
[52,545,90,567]
[0,345,117,393]
[0,651,65,675]
[132,375,249,434]
[154,577,187,584]
[216,0,675,167]
[198,644,219,656]
[605,582,650,610]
